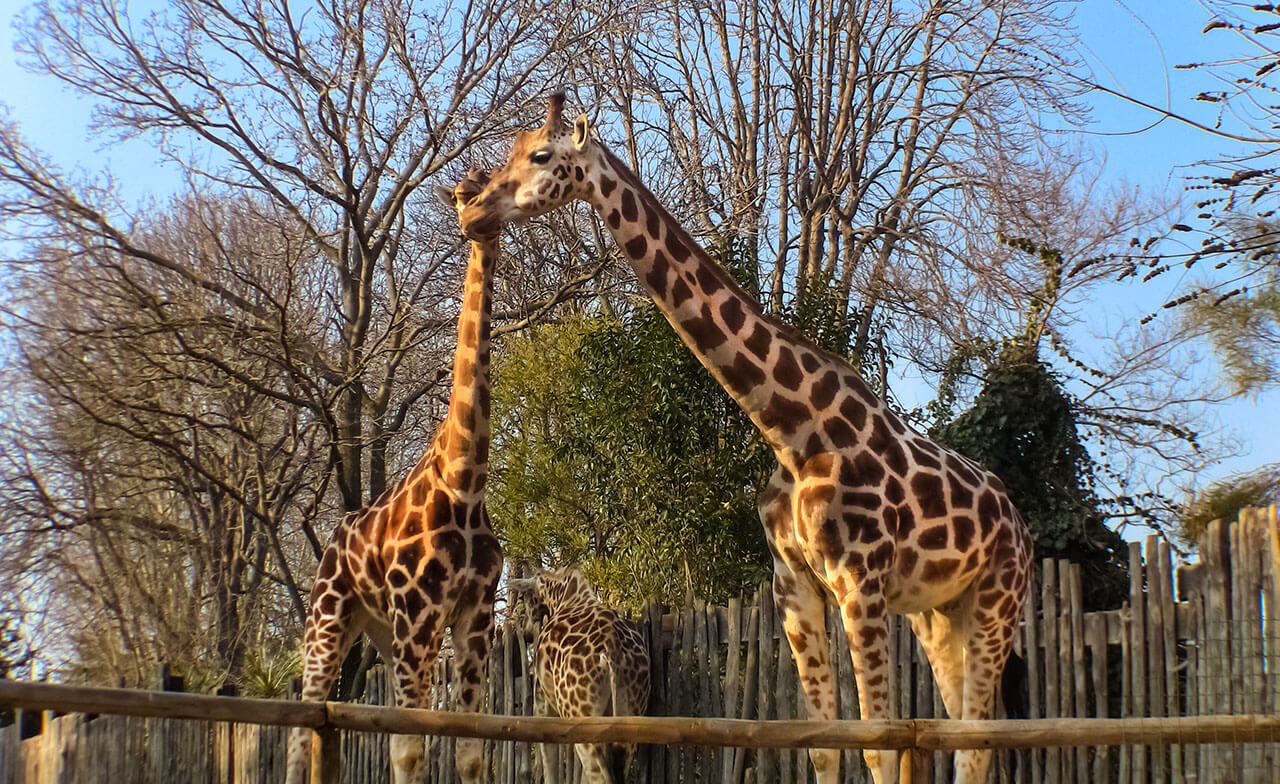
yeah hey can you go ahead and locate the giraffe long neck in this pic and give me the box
[585,146,885,470]
[428,237,496,494]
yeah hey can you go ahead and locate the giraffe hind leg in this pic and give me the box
[572,743,612,784]
[534,686,563,784]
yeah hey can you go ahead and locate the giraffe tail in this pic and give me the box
[601,651,627,784]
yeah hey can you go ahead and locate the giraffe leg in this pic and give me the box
[835,575,898,784]
[534,683,562,784]
[572,743,611,784]
[760,467,844,784]
[451,589,498,784]
[955,554,1025,784]
[286,596,364,784]
[772,567,842,784]
[388,602,445,784]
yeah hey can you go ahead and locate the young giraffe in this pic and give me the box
[286,170,504,784]
[460,95,1033,784]
[509,568,650,784]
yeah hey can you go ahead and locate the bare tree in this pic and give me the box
[2,0,616,510]
[0,0,622,681]
[0,194,336,684]
[554,0,1217,523]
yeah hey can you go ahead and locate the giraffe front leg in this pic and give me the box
[287,591,362,784]
[452,596,497,784]
[955,553,1026,784]
[772,568,842,784]
[760,466,842,784]
[835,573,897,784]
[389,602,444,784]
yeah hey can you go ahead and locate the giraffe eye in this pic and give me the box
[529,149,553,165]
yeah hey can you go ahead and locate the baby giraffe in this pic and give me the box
[285,170,504,784]
[460,95,1032,784]
[509,568,650,784]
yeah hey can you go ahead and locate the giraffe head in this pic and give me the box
[436,168,494,225]
[459,93,599,239]
[508,566,597,616]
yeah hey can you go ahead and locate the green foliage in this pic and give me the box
[1176,466,1280,550]
[789,268,857,359]
[240,646,303,698]
[490,244,775,609]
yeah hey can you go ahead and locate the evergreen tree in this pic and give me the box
[489,242,775,608]
[929,238,1129,609]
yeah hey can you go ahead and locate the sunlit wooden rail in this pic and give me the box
[3,679,1280,754]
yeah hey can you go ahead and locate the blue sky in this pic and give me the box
[1068,1,1280,484]
[0,0,1274,491]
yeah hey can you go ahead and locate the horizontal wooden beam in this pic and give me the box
[0,679,325,728]
[4,679,1280,752]
[910,716,1280,751]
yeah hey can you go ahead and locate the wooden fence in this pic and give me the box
[3,507,1278,784]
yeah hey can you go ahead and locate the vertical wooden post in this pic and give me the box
[1067,564,1088,784]
[1145,534,1168,784]
[1024,573,1042,784]
[1086,612,1108,783]
[1041,558,1059,784]
[1265,506,1280,778]
[1127,540,1147,784]
[310,724,340,784]
[723,597,742,784]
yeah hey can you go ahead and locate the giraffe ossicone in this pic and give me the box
[510,567,651,784]
[463,94,1034,784]
[286,169,504,784]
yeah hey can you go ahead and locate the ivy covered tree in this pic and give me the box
[928,239,1130,610]
[490,243,776,609]
[931,341,1129,609]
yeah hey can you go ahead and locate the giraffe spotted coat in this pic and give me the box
[460,95,1033,784]
[286,172,504,784]
[512,568,650,784]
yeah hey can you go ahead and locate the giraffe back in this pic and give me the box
[529,568,651,720]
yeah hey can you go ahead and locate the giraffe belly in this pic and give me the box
[884,569,977,615]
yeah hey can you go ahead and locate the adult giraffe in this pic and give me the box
[459,95,1032,784]
[286,171,504,784]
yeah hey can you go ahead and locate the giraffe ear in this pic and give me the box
[572,114,591,151]
[434,185,454,206]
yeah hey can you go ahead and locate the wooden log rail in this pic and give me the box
[4,679,1280,753]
